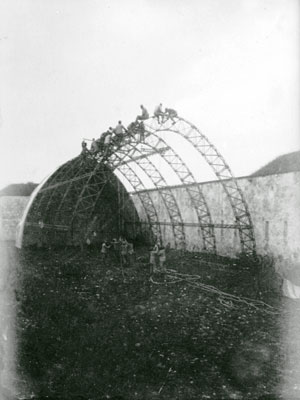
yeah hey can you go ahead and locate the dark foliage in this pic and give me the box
[0,182,38,197]
[250,150,300,177]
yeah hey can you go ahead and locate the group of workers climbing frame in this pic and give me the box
[81,104,175,274]
[80,104,178,160]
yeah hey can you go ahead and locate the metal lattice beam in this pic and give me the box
[143,117,256,255]
[26,157,86,226]
[20,112,256,256]
[110,132,216,252]
[77,155,162,242]
[109,141,186,248]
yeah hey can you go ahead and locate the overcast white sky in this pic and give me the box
[0,0,299,189]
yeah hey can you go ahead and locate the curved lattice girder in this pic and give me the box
[80,154,162,242]
[144,117,256,255]
[26,154,162,244]
[40,157,88,226]
[111,132,216,252]
[26,157,87,228]
[110,141,186,248]
[67,163,113,234]
[20,111,255,256]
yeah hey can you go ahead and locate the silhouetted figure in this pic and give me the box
[90,138,98,154]
[127,242,135,266]
[165,107,178,124]
[81,141,89,157]
[101,240,111,266]
[103,132,112,155]
[111,238,120,261]
[127,122,138,138]
[137,121,145,142]
[154,103,164,123]
[158,243,166,272]
[135,105,149,122]
[150,241,159,274]
[120,238,129,266]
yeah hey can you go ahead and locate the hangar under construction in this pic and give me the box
[1,109,300,400]
[16,111,257,257]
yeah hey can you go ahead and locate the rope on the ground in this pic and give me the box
[150,268,279,315]
[218,298,236,309]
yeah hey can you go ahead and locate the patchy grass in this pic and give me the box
[15,247,285,399]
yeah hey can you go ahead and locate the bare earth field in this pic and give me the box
[7,245,300,399]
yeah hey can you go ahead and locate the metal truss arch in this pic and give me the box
[143,117,256,255]
[108,140,186,248]
[39,156,87,226]
[19,111,256,256]
[27,157,81,223]
[110,132,216,252]
[78,155,162,242]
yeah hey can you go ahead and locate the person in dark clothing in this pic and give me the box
[137,121,145,142]
[101,240,111,266]
[120,238,129,266]
[135,105,149,122]
[165,108,178,124]
[90,138,99,154]
[154,103,164,123]
[127,122,138,139]
[111,238,120,262]
[81,141,89,157]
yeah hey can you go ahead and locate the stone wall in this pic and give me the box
[0,197,30,241]
[3,172,300,263]
[131,171,300,261]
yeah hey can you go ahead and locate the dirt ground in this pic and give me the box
[7,244,300,399]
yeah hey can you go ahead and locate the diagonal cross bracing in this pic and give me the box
[19,112,255,256]
[79,154,162,242]
[143,117,256,255]
[109,141,186,248]
[110,132,216,252]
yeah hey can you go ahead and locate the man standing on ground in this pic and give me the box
[158,243,167,273]
[101,239,111,266]
[150,241,159,274]
[120,238,129,266]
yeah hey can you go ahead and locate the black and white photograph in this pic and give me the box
[0,0,299,399]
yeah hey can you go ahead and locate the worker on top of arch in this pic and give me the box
[135,105,149,123]
[103,131,112,154]
[81,140,89,157]
[164,107,178,124]
[96,127,112,153]
[127,121,137,137]
[90,138,99,154]
[127,120,145,143]
[114,120,127,135]
[154,103,165,124]
[113,120,127,146]
[137,121,145,142]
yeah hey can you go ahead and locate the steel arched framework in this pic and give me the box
[109,132,216,252]
[145,117,256,255]
[109,140,186,248]
[18,113,256,255]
